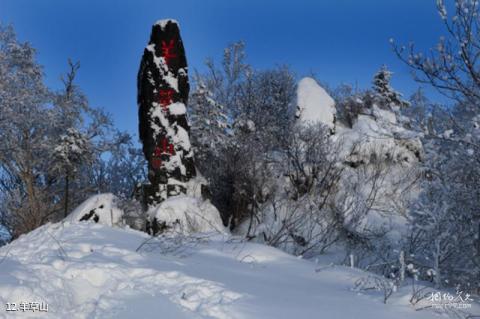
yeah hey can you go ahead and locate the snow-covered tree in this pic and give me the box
[189,43,297,227]
[0,24,54,238]
[189,78,229,163]
[394,0,480,105]
[92,133,147,200]
[0,24,129,239]
[393,0,480,292]
[52,128,93,217]
[237,67,296,148]
[335,68,409,128]
[372,65,409,110]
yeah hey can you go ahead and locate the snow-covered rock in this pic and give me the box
[296,77,336,130]
[147,195,226,235]
[330,105,423,240]
[335,108,423,166]
[66,193,124,227]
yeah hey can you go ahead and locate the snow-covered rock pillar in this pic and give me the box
[138,19,196,206]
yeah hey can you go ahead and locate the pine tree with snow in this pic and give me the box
[372,65,409,110]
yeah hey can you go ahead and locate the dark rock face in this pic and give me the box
[79,206,102,223]
[138,19,196,206]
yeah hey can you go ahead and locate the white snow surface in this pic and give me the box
[0,221,473,318]
[65,193,124,227]
[169,102,187,116]
[296,77,336,129]
[147,195,227,235]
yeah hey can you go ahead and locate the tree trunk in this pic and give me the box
[478,222,480,257]
[434,238,441,288]
[64,172,69,218]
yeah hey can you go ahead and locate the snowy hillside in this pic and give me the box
[0,221,473,318]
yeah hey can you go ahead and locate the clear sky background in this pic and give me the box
[0,0,446,138]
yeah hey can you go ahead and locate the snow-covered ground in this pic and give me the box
[0,221,477,318]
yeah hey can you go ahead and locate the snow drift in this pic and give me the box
[0,221,464,318]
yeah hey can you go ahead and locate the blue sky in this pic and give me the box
[0,0,445,138]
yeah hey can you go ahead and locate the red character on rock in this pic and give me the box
[151,137,175,169]
[158,89,174,109]
[161,39,177,66]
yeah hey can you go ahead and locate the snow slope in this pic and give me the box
[0,222,476,318]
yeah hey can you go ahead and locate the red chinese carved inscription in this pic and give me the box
[151,137,176,169]
[152,158,162,169]
[158,89,174,109]
[161,40,177,66]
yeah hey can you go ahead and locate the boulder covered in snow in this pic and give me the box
[296,77,336,130]
[330,104,423,242]
[66,193,124,227]
[335,105,423,167]
[147,196,226,235]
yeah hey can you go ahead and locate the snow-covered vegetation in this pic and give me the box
[188,39,479,301]
[1,1,480,317]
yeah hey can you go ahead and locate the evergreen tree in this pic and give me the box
[372,65,409,110]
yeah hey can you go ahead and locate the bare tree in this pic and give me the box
[393,0,480,106]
